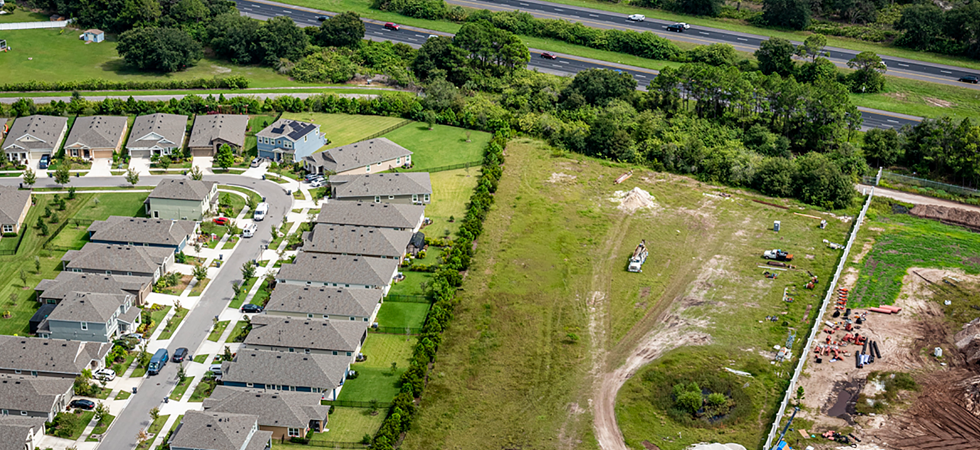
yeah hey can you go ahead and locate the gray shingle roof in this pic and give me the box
[64,116,127,150]
[35,272,150,302]
[0,336,110,375]
[62,243,172,274]
[303,224,412,259]
[2,115,68,152]
[256,119,318,142]
[205,386,330,429]
[189,114,248,149]
[126,113,187,150]
[170,411,265,450]
[45,292,129,323]
[0,186,31,226]
[330,172,432,199]
[245,315,366,353]
[265,285,382,318]
[0,417,47,450]
[0,375,73,415]
[276,253,398,287]
[148,179,216,201]
[88,216,196,247]
[316,202,424,230]
[221,350,350,391]
[305,138,411,174]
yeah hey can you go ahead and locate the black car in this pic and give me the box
[69,399,95,410]
[241,304,263,313]
[316,15,329,21]
[666,23,685,32]
[959,75,980,84]
[173,347,189,362]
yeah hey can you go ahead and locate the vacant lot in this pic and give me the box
[383,124,490,171]
[403,139,853,450]
[422,168,479,239]
[281,113,408,151]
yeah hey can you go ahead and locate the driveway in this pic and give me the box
[86,158,112,177]
[192,156,213,174]
[128,156,151,176]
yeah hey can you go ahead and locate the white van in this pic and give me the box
[242,223,257,238]
[253,203,269,221]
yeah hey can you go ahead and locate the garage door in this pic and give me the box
[191,147,213,157]
[92,149,114,159]
[129,149,151,158]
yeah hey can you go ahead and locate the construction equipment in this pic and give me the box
[763,249,794,261]
[770,406,800,450]
[627,240,648,273]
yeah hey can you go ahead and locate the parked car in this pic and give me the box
[627,14,645,21]
[959,75,980,84]
[253,202,269,221]
[310,179,325,188]
[384,22,400,30]
[242,223,257,238]
[173,347,189,363]
[304,173,322,182]
[94,368,116,381]
[241,303,263,313]
[250,157,263,167]
[39,155,50,170]
[540,52,558,60]
[316,15,329,21]
[213,217,230,226]
[70,400,95,410]
[666,23,686,32]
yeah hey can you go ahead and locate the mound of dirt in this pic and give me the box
[910,204,980,230]
[611,187,656,213]
[955,318,980,365]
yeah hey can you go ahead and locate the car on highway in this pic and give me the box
[69,400,95,410]
[94,368,116,381]
[316,15,329,21]
[213,217,230,226]
[241,303,263,313]
[666,23,686,32]
[428,34,438,39]
[172,347,190,362]
[959,75,980,84]
[627,14,645,21]
[384,22,400,31]
[540,52,558,60]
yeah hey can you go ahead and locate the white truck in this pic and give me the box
[628,240,648,273]
[253,202,269,221]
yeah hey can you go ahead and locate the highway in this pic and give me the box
[234,0,923,131]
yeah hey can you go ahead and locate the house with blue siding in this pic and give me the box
[36,293,140,343]
[256,119,325,163]
[220,350,352,401]
[87,216,197,253]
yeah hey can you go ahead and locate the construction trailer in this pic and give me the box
[628,240,648,273]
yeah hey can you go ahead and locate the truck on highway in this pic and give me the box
[628,240,648,273]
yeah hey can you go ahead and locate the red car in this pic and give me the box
[384,22,400,31]
[213,217,230,226]
[540,52,558,60]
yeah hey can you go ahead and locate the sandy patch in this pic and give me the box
[923,97,954,108]
[610,187,656,214]
[548,172,577,184]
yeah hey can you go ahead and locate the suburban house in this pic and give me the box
[0,375,74,422]
[204,387,331,440]
[0,186,32,238]
[244,315,367,358]
[276,253,400,294]
[36,292,140,343]
[220,350,351,400]
[2,115,68,163]
[81,29,104,43]
[256,119,324,162]
[302,224,413,260]
[316,202,425,232]
[35,272,152,306]
[304,138,412,176]
[168,411,272,450]
[144,179,218,220]
[264,286,382,323]
[329,172,432,205]
[61,243,175,282]
[188,114,249,157]
[0,336,110,378]
[62,116,127,160]
[126,113,188,158]
[88,217,197,252]
[0,416,47,450]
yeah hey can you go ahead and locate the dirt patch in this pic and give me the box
[610,187,657,214]
[548,172,577,184]
[910,204,980,230]
[923,97,954,108]
[878,369,980,450]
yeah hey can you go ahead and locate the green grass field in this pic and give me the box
[0,8,48,23]
[281,112,409,150]
[85,413,115,441]
[314,406,386,443]
[850,76,980,120]
[383,124,490,171]
[340,333,416,403]
[144,305,172,337]
[375,301,430,329]
[422,168,480,239]
[387,271,430,297]
[169,376,194,401]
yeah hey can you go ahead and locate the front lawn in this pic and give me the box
[384,124,490,172]
[193,354,210,364]
[375,302,429,330]
[142,305,172,337]
[228,277,258,309]
[189,377,217,402]
[115,390,131,400]
[46,410,95,440]
[110,351,136,376]
[249,278,274,307]
[217,191,248,218]
[200,222,229,249]
[282,113,409,150]
[227,321,250,343]
[189,278,210,297]
[217,185,263,207]
[85,414,115,442]
[169,376,194,401]
[157,307,188,340]
[208,320,229,342]
[135,414,169,450]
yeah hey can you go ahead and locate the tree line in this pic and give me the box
[865,117,980,188]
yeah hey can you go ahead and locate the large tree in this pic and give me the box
[206,13,262,64]
[846,51,887,93]
[411,36,471,85]
[895,4,945,50]
[793,152,854,209]
[257,16,310,66]
[762,0,811,30]
[117,27,202,72]
[795,34,827,63]
[561,69,637,107]
[862,128,902,168]
[755,37,796,76]
[318,11,365,48]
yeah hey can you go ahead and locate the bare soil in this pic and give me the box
[858,186,980,213]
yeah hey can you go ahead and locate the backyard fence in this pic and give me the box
[0,21,71,30]
[361,119,413,142]
[322,400,393,409]
[42,218,94,251]
[409,160,483,174]
[881,170,980,198]
[369,326,421,335]
[298,441,369,449]
[384,294,429,303]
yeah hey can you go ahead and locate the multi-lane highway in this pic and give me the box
[234,0,922,130]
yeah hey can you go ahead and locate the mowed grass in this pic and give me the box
[315,406,386,443]
[280,112,409,150]
[383,124,490,171]
[0,29,315,88]
[422,168,479,239]
[340,333,415,403]
[387,271,430,297]
[0,8,49,23]
[851,75,980,120]
[402,139,854,450]
[375,301,429,329]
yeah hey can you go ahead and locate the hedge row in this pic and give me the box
[369,132,508,450]
[0,75,249,92]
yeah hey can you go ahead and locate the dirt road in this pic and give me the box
[859,185,980,213]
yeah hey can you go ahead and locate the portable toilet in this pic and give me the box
[773,220,781,232]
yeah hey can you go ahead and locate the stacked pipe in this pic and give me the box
[873,341,882,359]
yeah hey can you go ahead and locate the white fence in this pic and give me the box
[762,186,876,450]
[0,20,70,30]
